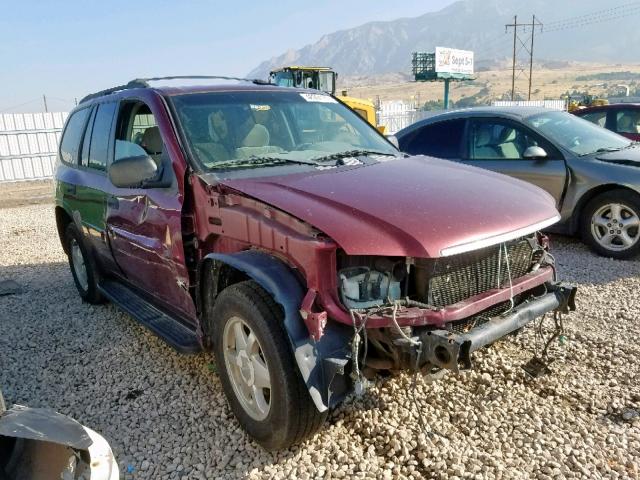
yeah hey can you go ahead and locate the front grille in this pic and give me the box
[448,297,519,334]
[425,238,534,308]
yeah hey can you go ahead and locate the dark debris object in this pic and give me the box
[522,356,552,378]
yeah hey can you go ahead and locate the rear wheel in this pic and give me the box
[211,281,326,450]
[65,224,103,303]
[581,190,640,259]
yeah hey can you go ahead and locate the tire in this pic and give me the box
[580,189,640,260]
[65,224,103,304]
[211,280,326,450]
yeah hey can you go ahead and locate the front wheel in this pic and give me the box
[581,189,640,259]
[211,281,326,450]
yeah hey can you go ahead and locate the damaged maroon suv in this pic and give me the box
[54,77,577,450]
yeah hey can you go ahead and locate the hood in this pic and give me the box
[595,145,640,165]
[214,156,559,258]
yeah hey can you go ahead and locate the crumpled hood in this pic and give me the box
[216,156,559,258]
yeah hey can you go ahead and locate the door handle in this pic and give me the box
[107,196,119,209]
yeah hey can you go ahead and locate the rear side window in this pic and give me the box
[401,119,465,159]
[59,108,90,164]
[87,103,117,170]
[578,110,607,128]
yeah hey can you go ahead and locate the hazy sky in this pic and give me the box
[0,0,456,113]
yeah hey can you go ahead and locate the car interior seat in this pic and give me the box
[141,127,164,165]
[473,124,501,158]
[235,124,283,159]
[495,127,521,158]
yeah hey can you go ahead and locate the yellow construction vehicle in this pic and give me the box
[566,94,609,112]
[269,66,384,133]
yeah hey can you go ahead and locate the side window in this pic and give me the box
[402,120,465,159]
[579,110,607,128]
[87,103,117,171]
[81,107,97,166]
[468,120,543,160]
[114,102,161,164]
[59,108,90,164]
[615,109,640,134]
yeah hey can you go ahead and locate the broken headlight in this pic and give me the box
[338,258,406,309]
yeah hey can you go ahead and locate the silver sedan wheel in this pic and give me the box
[591,202,640,251]
[223,316,272,421]
[70,238,89,291]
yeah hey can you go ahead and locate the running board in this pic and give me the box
[98,280,201,354]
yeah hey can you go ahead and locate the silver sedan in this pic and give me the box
[397,107,640,259]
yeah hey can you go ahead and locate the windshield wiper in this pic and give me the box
[580,147,623,156]
[311,149,398,164]
[208,156,323,169]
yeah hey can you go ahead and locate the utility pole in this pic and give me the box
[510,15,517,101]
[505,15,543,101]
[42,94,48,112]
[528,15,536,100]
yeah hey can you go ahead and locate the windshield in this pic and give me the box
[171,90,397,173]
[525,111,632,156]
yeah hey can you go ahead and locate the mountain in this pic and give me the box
[247,0,640,79]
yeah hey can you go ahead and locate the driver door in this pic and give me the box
[461,118,568,208]
[104,99,197,320]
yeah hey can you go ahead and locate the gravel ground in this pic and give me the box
[1,203,639,480]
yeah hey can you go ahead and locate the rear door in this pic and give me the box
[75,102,119,267]
[460,118,568,207]
[57,103,120,272]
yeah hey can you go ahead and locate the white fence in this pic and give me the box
[376,101,432,134]
[0,112,67,182]
[492,99,568,111]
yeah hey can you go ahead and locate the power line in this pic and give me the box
[545,7,640,32]
[0,98,43,113]
[544,1,640,28]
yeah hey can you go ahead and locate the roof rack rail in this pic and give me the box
[79,75,271,104]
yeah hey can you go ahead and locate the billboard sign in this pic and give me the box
[435,47,474,76]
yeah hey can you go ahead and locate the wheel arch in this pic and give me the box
[198,250,352,412]
[570,183,640,233]
[55,206,73,254]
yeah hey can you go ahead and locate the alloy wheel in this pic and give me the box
[222,316,272,421]
[591,202,640,251]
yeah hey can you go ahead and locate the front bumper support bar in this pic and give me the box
[417,282,577,372]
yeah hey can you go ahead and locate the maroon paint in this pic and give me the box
[219,156,558,258]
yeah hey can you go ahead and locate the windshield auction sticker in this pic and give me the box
[299,93,337,103]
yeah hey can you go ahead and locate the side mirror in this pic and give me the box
[109,155,158,188]
[523,146,548,160]
[386,134,399,149]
